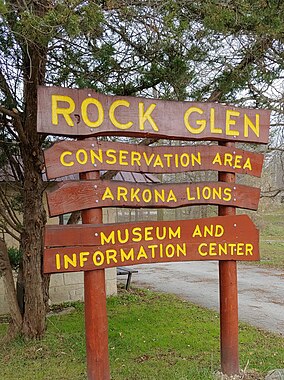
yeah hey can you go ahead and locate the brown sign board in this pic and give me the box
[43,215,259,273]
[37,86,270,143]
[47,180,260,217]
[44,140,264,179]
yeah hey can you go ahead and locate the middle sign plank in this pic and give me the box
[44,140,264,179]
[43,215,259,273]
[47,180,260,217]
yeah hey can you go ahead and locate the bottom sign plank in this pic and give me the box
[44,215,259,273]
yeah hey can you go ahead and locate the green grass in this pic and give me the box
[254,211,284,270]
[1,289,283,380]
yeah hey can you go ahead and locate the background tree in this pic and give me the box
[0,0,283,340]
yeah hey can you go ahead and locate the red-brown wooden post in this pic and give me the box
[218,142,239,375]
[81,170,110,380]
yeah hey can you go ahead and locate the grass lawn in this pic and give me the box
[255,211,284,270]
[0,289,283,380]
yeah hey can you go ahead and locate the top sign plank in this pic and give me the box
[37,86,270,143]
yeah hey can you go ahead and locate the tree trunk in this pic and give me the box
[0,239,22,339]
[19,36,49,338]
[20,149,48,337]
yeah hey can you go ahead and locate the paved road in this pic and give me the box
[131,262,284,335]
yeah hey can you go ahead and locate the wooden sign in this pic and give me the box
[43,215,259,273]
[37,86,270,143]
[47,180,260,217]
[44,140,264,179]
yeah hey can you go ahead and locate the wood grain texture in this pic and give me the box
[218,141,239,375]
[44,140,264,179]
[43,215,259,273]
[37,86,270,143]
[46,180,261,216]
[80,170,110,380]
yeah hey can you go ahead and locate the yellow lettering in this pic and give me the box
[210,108,222,134]
[192,225,202,237]
[79,251,89,267]
[219,244,228,255]
[234,155,242,168]
[142,189,152,203]
[202,187,211,200]
[186,188,195,201]
[100,231,115,245]
[164,153,173,167]
[131,151,141,167]
[223,188,232,201]
[154,189,165,202]
[52,95,75,126]
[153,155,164,168]
[237,243,245,256]
[130,188,140,202]
[226,110,240,136]
[102,187,114,201]
[209,243,217,256]
[81,98,104,128]
[106,249,118,264]
[156,227,166,240]
[169,226,180,239]
[212,187,222,200]
[137,246,148,260]
[64,254,77,269]
[246,243,254,255]
[119,150,129,166]
[215,225,224,237]
[145,227,154,241]
[204,225,214,237]
[224,153,233,167]
[139,102,158,131]
[121,248,134,262]
[198,243,207,256]
[143,152,155,166]
[60,151,74,167]
[105,149,116,164]
[117,229,129,244]
[177,243,187,257]
[167,189,177,202]
[93,251,104,266]
[56,253,61,270]
[132,227,142,242]
[109,100,133,130]
[76,149,88,165]
[90,149,103,164]
[117,186,128,201]
[184,107,206,134]
[243,158,252,171]
[165,244,175,258]
[212,153,222,166]
[192,152,201,166]
[180,153,190,167]
[244,114,259,138]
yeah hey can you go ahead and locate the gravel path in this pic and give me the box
[131,261,284,335]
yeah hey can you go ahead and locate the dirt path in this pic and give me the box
[131,262,284,335]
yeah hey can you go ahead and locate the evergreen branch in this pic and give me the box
[0,105,28,145]
[0,68,17,107]
[0,188,22,230]
[205,37,273,102]
[0,190,22,234]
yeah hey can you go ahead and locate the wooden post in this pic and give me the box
[218,142,239,375]
[81,170,110,380]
